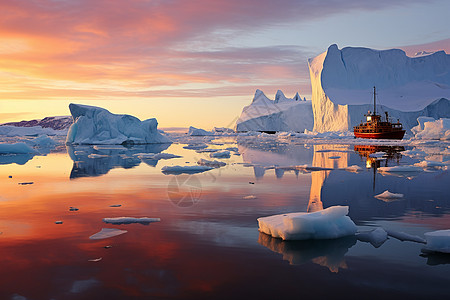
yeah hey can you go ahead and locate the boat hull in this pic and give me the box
[354,130,405,140]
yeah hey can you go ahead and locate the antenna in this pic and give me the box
[373,86,376,115]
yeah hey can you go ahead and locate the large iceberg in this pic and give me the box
[308,44,450,133]
[236,89,313,132]
[66,104,171,145]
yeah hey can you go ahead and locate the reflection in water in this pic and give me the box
[354,145,404,169]
[258,232,356,273]
[308,145,349,212]
[67,143,171,178]
[0,153,35,165]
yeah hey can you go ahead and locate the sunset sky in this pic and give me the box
[0,0,449,128]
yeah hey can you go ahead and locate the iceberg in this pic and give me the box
[197,158,226,168]
[209,150,230,158]
[66,103,171,145]
[188,126,214,136]
[257,206,357,240]
[422,229,450,253]
[0,142,37,154]
[356,227,388,248]
[411,118,450,140]
[236,89,313,132]
[374,190,404,200]
[89,228,128,240]
[308,44,450,133]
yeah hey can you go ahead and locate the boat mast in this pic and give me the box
[373,86,376,115]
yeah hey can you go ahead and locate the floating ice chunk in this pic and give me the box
[188,126,214,136]
[356,227,388,248]
[88,257,102,262]
[18,182,34,185]
[161,165,213,175]
[243,195,257,199]
[343,165,363,172]
[414,160,446,169]
[87,154,109,158]
[210,150,230,158]
[422,229,450,253]
[401,149,427,157]
[109,204,122,207]
[197,158,226,168]
[369,151,386,158]
[103,217,160,225]
[195,148,219,153]
[213,127,235,134]
[183,143,207,150]
[89,228,128,240]
[137,153,181,160]
[0,142,37,154]
[27,135,57,148]
[258,206,357,240]
[386,230,426,244]
[69,207,79,211]
[413,118,450,140]
[55,221,63,224]
[378,165,422,173]
[374,190,404,200]
[225,147,239,152]
[66,103,171,145]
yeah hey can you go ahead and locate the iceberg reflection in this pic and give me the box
[258,232,356,273]
[67,143,170,178]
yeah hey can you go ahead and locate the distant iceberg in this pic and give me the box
[308,44,450,133]
[411,117,450,140]
[236,89,313,132]
[66,103,171,145]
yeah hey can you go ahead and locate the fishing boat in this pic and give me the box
[353,87,405,139]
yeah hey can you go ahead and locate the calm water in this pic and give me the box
[0,135,449,299]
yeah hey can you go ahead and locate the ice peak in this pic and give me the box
[274,90,287,103]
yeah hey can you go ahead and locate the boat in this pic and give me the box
[353,87,406,139]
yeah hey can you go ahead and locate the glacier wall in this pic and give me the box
[308,44,450,133]
[236,89,313,132]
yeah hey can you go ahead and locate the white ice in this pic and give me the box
[412,118,450,140]
[197,158,226,168]
[386,230,426,244]
[137,153,181,160]
[258,206,357,240]
[0,125,67,136]
[188,126,214,136]
[414,160,447,169]
[374,190,404,200]
[103,217,160,225]
[378,165,422,173]
[66,103,171,145]
[423,229,450,253]
[89,228,128,240]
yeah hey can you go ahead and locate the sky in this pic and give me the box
[0,0,449,129]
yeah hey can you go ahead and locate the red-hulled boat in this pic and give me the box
[353,87,405,140]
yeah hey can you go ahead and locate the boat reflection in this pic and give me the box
[354,145,404,169]
[67,143,171,178]
[258,232,356,273]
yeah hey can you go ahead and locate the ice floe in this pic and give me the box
[103,217,160,225]
[258,206,357,240]
[374,190,404,200]
[89,228,128,240]
[183,143,208,150]
[378,165,422,173]
[210,150,231,158]
[386,230,426,244]
[414,160,447,170]
[422,229,450,254]
[356,227,388,248]
[136,153,181,160]
[0,142,37,154]
[161,165,214,175]
[197,158,226,168]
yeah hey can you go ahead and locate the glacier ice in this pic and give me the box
[66,103,171,145]
[236,89,313,132]
[257,206,357,240]
[423,229,450,253]
[412,118,450,140]
[0,142,37,154]
[308,44,450,133]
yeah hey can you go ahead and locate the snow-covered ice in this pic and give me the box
[66,103,171,145]
[89,228,128,240]
[236,89,313,132]
[356,227,388,248]
[161,165,214,174]
[386,230,426,244]
[197,158,226,168]
[103,217,160,225]
[258,206,357,240]
[422,229,450,253]
[374,190,404,200]
[308,44,450,133]
[412,118,450,140]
